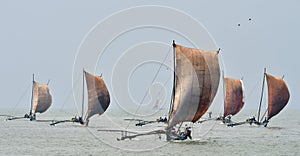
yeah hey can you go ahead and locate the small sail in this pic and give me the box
[223,78,245,117]
[168,44,220,127]
[266,74,290,120]
[31,81,52,115]
[84,71,110,122]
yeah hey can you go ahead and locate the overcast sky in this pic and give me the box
[0,1,299,117]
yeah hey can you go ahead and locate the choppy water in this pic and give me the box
[1,109,299,156]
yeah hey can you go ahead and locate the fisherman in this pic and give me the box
[262,117,269,127]
[208,111,212,119]
[30,114,36,121]
[24,113,29,118]
[163,116,167,123]
[71,116,84,124]
[184,126,192,140]
[246,116,256,125]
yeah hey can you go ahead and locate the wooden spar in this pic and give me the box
[227,121,247,127]
[81,69,85,119]
[0,114,14,117]
[257,68,266,122]
[115,130,165,141]
[29,74,35,115]
[6,116,26,120]
[50,120,74,126]
[176,122,183,133]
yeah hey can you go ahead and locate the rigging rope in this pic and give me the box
[9,83,31,116]
[125,46,172,129]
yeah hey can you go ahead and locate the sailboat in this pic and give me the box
[220,77,245,123]
[7,74,52,121]
[166,40,221,141]
[50,70,110,126]
[228,68,290,127]
[114,41,221,141]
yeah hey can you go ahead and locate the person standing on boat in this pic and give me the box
[184,126,192,140]
[208,111,212,119]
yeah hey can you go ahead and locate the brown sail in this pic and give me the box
[31,81,52,115]
[266,74,290,120]
[223,78,245,117]
[84,71,110,122]
[168,44,220,127]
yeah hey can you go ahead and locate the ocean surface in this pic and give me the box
[1,108,299,156]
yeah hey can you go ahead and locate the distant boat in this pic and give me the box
[7,74,52,121]
[228,68,290,127]
[116,41,221,141]
[217,77,245,123]
[50,70,110,126]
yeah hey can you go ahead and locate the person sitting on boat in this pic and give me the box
[29,114,36,121]
[24,113,30,118]
[223,115,232,123]
[163,116,167,123]
[246,116,256,125]
[157,116,168,123]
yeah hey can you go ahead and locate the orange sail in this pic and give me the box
[168,44,220,127]
[266,74,290,120]
[223,78,245,118]
[84,71,110,121]
[31,81,52,115]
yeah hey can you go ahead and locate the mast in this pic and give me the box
[222,70,226,118]
[168,40,176,122]
[257,68,266,122]
[81,69,85,118]
[29,74,35,115]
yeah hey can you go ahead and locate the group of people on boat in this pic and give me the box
[156,116,168,123]
[174,126,192,140]
[24,113,36,121]
[71,116,84,125]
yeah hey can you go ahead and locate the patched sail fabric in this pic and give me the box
[168,44,220,127]
[31,81,52,115]
[266,74,290,120]
[84,71,110,121]
[223,78,245,117]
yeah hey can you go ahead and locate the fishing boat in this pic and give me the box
[118,41,221,141]
[7,74,52,121]
[166,41,220,141]
[50,70,110,126]
[217,77,245,123]
[228,68,290,127]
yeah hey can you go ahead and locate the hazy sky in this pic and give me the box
[1,1,299,117]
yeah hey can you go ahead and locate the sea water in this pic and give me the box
[0,108,299,156]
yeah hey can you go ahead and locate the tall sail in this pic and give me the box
[168,44,220,127]
[31,81,52,115]
[84,71,110,121]
[266,74,290,120]
[223,78,245,117]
